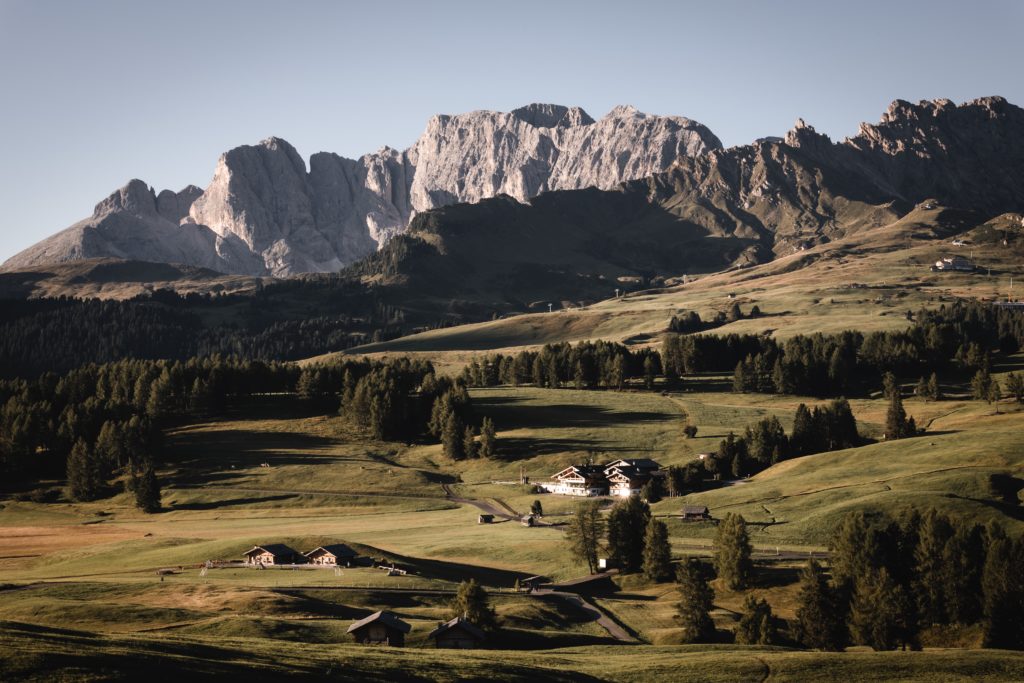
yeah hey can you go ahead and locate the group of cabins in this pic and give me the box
[538,458,662,497]
[346,611,486,649]
[242,543,358,567]
[932,255,975,272]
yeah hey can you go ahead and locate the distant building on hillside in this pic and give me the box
[604,458,662,498]
[347,610,411,647]
[304,544,358,566]
[932,256,975,272]
[243,544,304,566]
[537,459,662,497]
[681,505,711,521]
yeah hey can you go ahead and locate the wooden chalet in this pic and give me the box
[681,505,711,520]
[304,544,357,566]
[427,616,487,649]
[346,610,412,647]
[242,544,304,565]
[543,464,608,496]
[603,458,661,498]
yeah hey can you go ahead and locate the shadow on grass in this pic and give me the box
[473,397,675,431]
[172,494,298,511]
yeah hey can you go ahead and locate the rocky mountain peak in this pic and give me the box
[93,179,157,218]
[510,103,595,128]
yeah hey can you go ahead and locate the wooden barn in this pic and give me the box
[346,610,412,647]
[304,544,358,566]
[428,616,486,649]
[242,544,304,565]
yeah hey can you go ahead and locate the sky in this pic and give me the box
[1,0,1022,262]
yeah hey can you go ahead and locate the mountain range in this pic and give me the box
[2,104,720,276]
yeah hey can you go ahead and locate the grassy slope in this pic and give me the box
[335,205,1023,357]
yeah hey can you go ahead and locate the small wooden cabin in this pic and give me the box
[681,505,710,520]
[428,616,486,649]
[242,544,304,565]
[478,514,494,524]
[346,610,411,647]
[304,544,357,566]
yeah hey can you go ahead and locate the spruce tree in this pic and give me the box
[530,499,543,517]
[478,417,497,458]
[849,568,916,651]
[885,391,908,440]
[981,532,1024,649]
[1005,372,1024,404]
[462,425,478,459]
[441,413,465,460]
[642,517,673,582]
[927,372,941,401]
[972,369,992,401]
[606,495,651,572]
[133,457,161,513]
[66,439,101,502]
[677,558,715,643]
[736,595,776,645]
[450,578,497,630]
[794,560,847,650]
[714,512,752,590]
[566,499,605,574]
[913,509,953,625]
[791,403,814,455]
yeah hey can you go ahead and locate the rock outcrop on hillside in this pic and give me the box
[4,104,721,275]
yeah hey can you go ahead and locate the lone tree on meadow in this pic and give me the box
[677,558,716,643]
[530,499,543,517]
[793,559,847,651]
[566,499,605,574]
[451,578,496,631]
[642,517,674,582]
[714,512,753,590]
[885,389,914,440]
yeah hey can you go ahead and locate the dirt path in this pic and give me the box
[440,484,518,520]
[532,589,637,643]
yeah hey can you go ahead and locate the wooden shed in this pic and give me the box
[681,505,710,520]
[242,544,304,565]
[478,514,494,524]
[346,610,411,647]
[428,616,486,649]
[304,544,358,566]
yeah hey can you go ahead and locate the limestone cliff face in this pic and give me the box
[5,104,720,276]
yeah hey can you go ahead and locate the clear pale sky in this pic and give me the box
[1,0,1021,262]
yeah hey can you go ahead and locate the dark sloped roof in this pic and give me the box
[347,610,412,634]
[682,505,709,514]
[305,544,357,558]
[428,616,486,641]
[244,543,300,557]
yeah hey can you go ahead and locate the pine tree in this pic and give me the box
[913,509,953,625]
[914,376,928,399]
[885,391,908,440]
[566,499,605,574]
[794,560,847,650]
[732,361,749,393]
[981,533,1024,649]
[462,425,478,459]
[736,595,776,645]
[642,355,655,390]
[791,403,815,455]
[1005,372,1024,404]
[927,372,941,401]
[677,558,716,643]
[66,439,101,502]
[714,513,752,590]
[478,417,497,458]
[642,518,673,582]
[606,496,651,572]
[972,369,992,401]
[133,457,161,513]
[441,412,465,460]
[530,500,543,517]
[450,578,497,631]
[988,380,1002,412]
[849,568,916,651]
